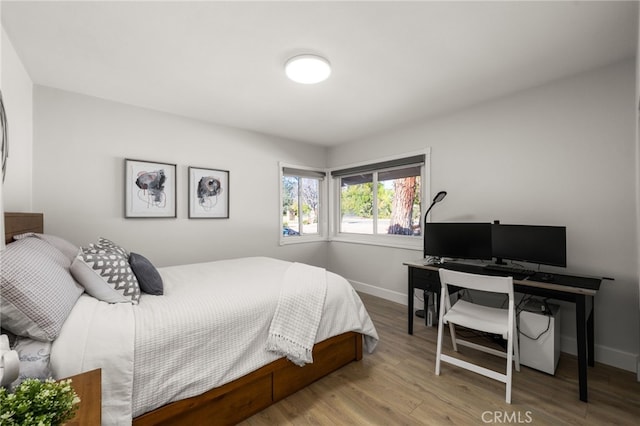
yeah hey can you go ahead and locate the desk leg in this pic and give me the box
[587,295,595,367]
[408,269,414,335]
[576,294,588,402]
[424,290,429,326]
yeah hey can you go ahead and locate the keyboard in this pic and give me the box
[483,264,536,277]
[528,272,601,290]
[439,262,486,274]
[438,262,536,280]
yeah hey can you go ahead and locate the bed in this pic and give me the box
[1,212,378,425]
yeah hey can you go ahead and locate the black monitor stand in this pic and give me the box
[493,219,506,265]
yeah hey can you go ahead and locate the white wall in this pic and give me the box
[32,86,328,268]
[1,28,33,213]
[328,60,639,372]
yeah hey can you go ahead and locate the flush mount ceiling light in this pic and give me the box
[285,54,331,84]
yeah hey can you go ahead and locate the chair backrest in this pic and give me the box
[439,268,514,297]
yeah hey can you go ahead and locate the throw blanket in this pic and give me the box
[266,262,327,366]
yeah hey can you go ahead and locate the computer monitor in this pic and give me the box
[491,224,566,267]
[423,222,493,260]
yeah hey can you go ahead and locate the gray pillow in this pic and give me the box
[129,252,164,295]
[0,237,84,341]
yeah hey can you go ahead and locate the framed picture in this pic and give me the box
[189,166,229,219]
[1,90,8,183]
[124,159,177,218]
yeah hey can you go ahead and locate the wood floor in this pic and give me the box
[242,293,640,425]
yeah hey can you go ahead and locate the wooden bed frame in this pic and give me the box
[3,212,44,245]
[3,212,365,425]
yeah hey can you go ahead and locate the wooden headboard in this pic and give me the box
[4,212,44,244]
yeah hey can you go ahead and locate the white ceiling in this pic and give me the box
[2,1,638,146]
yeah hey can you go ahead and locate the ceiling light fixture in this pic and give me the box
[285,54,331,84]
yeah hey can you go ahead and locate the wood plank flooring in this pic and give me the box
[242,293,640,425]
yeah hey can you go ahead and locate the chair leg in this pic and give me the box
[443,291,458,352]
[505,329,513,404]
[448,322,458,352]
[435,291,447,375]
[513,321,520,372]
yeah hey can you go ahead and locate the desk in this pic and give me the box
[404,260,601,402]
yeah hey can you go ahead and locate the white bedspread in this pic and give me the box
[50,257,378,425]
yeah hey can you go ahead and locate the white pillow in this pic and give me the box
[0,237,84,341]
[13,233,79,264]
[10,337,52,390]
[70,247,141,305]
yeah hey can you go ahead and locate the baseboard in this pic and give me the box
[350,278,639,374]
[348,279,408,306]
[558,336,637,373]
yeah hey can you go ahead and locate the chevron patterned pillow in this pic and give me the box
[94,237,129,258]
[70,245,141,304]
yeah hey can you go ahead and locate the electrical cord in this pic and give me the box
[516,297,552,340]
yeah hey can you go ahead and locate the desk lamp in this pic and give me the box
[424,191,447,221]
[416,190,447,319]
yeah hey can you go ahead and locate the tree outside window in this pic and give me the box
[339,165,421,236]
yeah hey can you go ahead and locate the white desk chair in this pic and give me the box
[435,268,520,403]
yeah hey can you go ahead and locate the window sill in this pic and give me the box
[279,235,328,246]
[329,234,422,251]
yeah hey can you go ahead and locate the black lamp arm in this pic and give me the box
[423,201,437,225]
[424,190,447,224]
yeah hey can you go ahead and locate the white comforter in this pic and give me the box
[50,257,378,425]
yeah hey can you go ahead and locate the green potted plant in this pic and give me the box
[0,378,80,425]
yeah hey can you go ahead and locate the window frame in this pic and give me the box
[329,149,431,250]
[279,162,328,245]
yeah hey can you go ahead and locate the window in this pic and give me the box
[331,153,428,246]
[280,165,326,243]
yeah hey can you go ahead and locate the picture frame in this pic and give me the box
[124,158,177,218]
[188,166,229,219]
[1,90,8,183]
